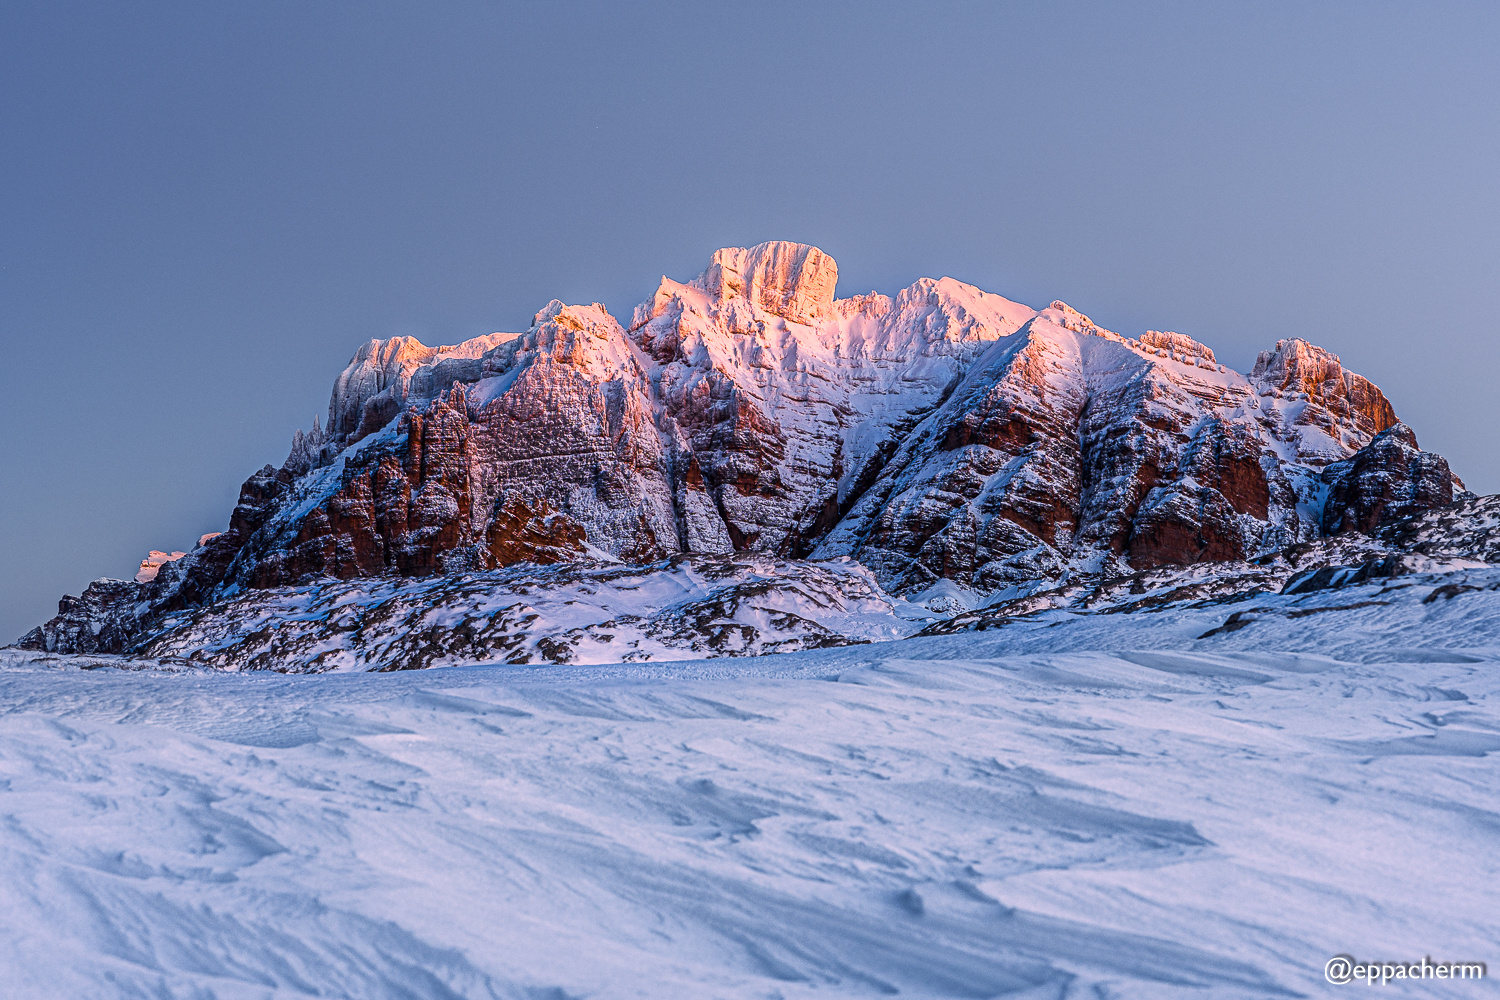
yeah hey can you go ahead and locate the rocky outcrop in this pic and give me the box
[229,305,667,589]
[135,549,187,584]
[1376,493,1500,562]
[146,463,294,610]
[15,578,144,653]
[326,332,517,445]
[129,556,908,672]
[810,301,1438,593]
[1249,338,1397,460]
[698,242,839,326]
[252,243,1040,593]
[1321,423,1460,535]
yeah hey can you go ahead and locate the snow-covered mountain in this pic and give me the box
[14,241,1481,667]
[6,244,1498,997]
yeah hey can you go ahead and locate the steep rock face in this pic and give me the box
[699,242,838,326]
[628,253,1037,556]
[220,245,1457,598]
[819,314,1088,590]
[226,302,675,589]
[812,303,1435,593]
[1249,338,1397,461]
[326,332,517,445]
[14,579,143,654]
[1321,423,1459,535]
[142,464,294,611]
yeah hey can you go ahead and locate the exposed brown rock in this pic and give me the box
[210,272,1462,605]
[823,300,1442,592]
[1321,423,1456,535]
[1250,338,1397,456]
[484,493,589,565]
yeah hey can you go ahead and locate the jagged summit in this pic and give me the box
[699,241,839,324]
[1249,337,1397,456]
[14,241,1475,662]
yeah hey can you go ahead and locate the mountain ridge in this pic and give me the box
[14,240,1480,664]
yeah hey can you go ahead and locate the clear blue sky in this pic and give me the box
[4,1,1499,642]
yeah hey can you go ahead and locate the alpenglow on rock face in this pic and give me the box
[15,241,1472,661]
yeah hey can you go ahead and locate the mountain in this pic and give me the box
[13,241,1481,667]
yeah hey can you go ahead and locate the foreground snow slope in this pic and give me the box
[2,580,1499,998]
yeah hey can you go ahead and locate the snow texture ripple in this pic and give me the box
[2,575,1499,997]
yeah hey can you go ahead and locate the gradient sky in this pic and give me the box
[4,1,1499,642]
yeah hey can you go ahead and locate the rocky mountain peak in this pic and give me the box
[1250,337,1397,446]
[1320,421,1459,534]
[327,330,517,446]
[509,300,638,378]
[1138,329,1216,365]
[256,261,1461,599]
[328,336,436,438]
[1039,300,1112,339]
[697,241,839,325]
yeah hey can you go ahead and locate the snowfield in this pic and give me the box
[3,574,1500,997]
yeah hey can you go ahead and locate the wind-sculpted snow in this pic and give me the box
[7,240,1498,994]
[3,599,1498,997]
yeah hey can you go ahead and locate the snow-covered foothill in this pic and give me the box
[132,556,935,672]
